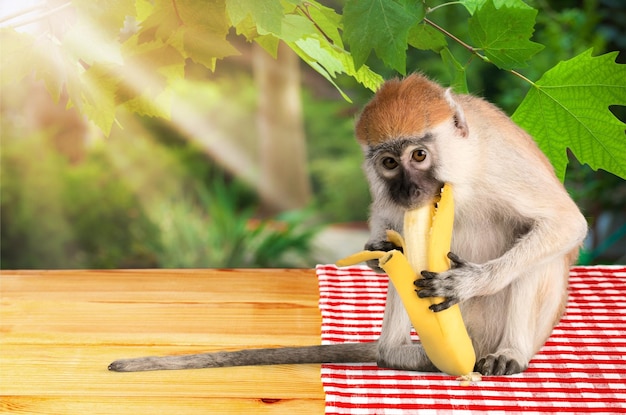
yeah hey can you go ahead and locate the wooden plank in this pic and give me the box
[1,300,322,345]
[0,346,323,397]
[0,269,325,414]
[1,396,324,415]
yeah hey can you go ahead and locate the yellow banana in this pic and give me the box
[336,184,476,377]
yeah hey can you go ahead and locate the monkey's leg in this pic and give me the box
[109,342,378,372]
[474,259,568,376]
[375,283,437,372]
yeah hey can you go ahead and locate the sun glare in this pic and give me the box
[0,1,71,34]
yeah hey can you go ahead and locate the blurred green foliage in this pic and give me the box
[1,128,161,268]
[153,177,319,268]
[303,90,371,223]
[0,86,319,269]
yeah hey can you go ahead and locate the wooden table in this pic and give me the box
[0,269,326,414]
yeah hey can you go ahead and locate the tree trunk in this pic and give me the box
[253,42,311,214]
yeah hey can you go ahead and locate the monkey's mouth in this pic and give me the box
[433,184,446,206]
[409,184,446,210]
[390,180,445,210]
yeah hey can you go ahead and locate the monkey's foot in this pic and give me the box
[475,354,525,376]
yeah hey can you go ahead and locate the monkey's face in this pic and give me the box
[365,136,442,209]
[356,74,469,210]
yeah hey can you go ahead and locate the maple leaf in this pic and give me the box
[280,14,316,42]
[303,1,344,48]
[79,64,119,135]
[291,36,383,101]
[512,50,626,181]
[461,0,533,15]
[226,0,282,36]
[468,0,543,70]
[137,4,181,44]
[0,29,36,87]
[343,0,422,74]
[408,23,447,52]
[71,0,134,39]
[441,48,468,94]
[182,27,239,71]
[116,41,185,119]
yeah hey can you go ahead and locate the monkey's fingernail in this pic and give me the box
[430,303,446,312]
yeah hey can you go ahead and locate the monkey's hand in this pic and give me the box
[414,252,480,312]
[364,240,403,271]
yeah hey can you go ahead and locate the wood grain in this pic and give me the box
[0,269,325,414]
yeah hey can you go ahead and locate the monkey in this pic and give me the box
[109,74,587,376]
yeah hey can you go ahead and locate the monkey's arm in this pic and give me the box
[364,206,404,269]
[415,187,587,308]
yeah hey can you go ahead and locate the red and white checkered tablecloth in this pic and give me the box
[317,265,626,414]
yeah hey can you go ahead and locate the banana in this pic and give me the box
[336,184,476,377]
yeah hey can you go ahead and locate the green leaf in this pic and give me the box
[291,36,384,100]
[408,22,447,52]
[295,38,343,76]
[301,1,344,47]
[176,0,230,35]
[290,37,352,101]
[512,50,626,181]
[460,0,532,15]
[440,48,468,93]
[279,14,316,41]
[79,64,119,135]
[137,4,181,44]
[62,19,124,65]
[253,14,315,58]
[343,0,422,74]
[117,41,185,118]
[226,0,283,36]
[174,0,240,67]
[468,0,543,70]
[32,38,74,103]
[181,27,240,70]
[0,29,36,87]
[71,0,135,39]
[255,34,280,58]
[230,13,259,41]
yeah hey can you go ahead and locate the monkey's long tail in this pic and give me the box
[108,342,378,372]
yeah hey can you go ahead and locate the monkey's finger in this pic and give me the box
[418,270,438,280]
[415,288,439,299]
[503,359,523,375]
[414,276,435,289]
[494,355,509,375]
[429,297,459,312]
[447,252,465,268]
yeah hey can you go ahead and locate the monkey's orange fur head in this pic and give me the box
[355,74,454,146]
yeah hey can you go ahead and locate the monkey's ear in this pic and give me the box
[444,89,469,138]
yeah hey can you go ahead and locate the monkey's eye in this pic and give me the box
[382,157,398,170]
[412,149,427,162]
